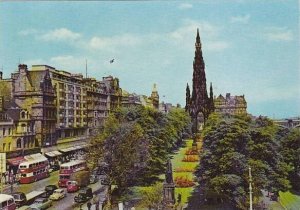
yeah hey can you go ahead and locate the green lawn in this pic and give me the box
[279,191,300,210]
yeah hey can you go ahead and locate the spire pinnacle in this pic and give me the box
[196,28,200,44]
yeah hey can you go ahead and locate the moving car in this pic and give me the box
[89,174,99,184]
[17,206,31,210]
[49,189,66,201]
[44,185,57,197]
[74,187,93,203]
[30,198,52,210]
[12,192,26,207]
[66,181,79,193]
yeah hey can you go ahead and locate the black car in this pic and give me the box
[74,187,93,203]
[45,185,58,196]
[12,192,27,207]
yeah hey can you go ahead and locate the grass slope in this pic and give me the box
[279,191,300,210]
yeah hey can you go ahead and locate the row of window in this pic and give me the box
[33,168,47,176]
[20,161,47,169]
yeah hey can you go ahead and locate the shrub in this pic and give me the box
[175,176,195,188]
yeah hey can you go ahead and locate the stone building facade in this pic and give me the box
[214,93,247,115]
[0,64,122,160]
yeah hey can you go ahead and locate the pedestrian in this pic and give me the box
[87,201,92,210]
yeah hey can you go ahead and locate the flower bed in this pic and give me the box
[182,155,199,162]
[175,176,195,188]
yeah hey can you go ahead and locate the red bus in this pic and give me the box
[18,154,50,184]
[0,194,17,210]
[58,160,87,187]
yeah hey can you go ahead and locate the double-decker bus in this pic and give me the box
[0,194,17,210]
[58,160,87,187]
[18,154,50,184]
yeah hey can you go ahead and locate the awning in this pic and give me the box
[7,156,25,166]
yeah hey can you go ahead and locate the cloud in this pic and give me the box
[264,27,294,41]
[178,3,193,10]
[40,28,81,42]
[88,34,141,51]
[23,59,45,66]
[169,19,229,52]
[19,29,38,36]
[206,41,230,52]
[49,55,86,69]
[230,14,250,24]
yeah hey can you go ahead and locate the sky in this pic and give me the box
[0,1,299,119]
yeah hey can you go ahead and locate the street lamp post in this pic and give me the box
[249,167,253,210]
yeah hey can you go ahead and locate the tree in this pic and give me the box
[280,129,300,191]
[138,183,163,210]
[196,114,291,209]
[185,83,191,112]
[86,106,191,207]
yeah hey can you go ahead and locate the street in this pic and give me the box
[3,171,59,195]
[2,169,107,210]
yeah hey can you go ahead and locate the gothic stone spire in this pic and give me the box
[190,29,209,130]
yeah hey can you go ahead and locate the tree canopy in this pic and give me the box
[197,113,292,209]
[86,106,191,205]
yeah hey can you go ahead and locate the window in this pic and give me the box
[2,128,5,136]
[2,143,6,151]
[21,111,25,119]
[1,201,7,207]
[21,124,26,132]
[8,198,14,205]
[8,128,11,135]
[8,143,11,151]
[17,138,22,148]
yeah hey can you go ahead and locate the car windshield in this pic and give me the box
[13,194,20,199]
[46,186,55,190]
[78,193,85,199]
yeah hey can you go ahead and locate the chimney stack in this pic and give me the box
[18,64,28,74]
[0,71,2,80]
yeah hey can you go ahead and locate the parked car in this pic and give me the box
[74,187,93,203]
[12,192,27,207]
[49,189,66,201]
[89,174,99,184]
[30,198,52,210]
[44,185,57,197]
